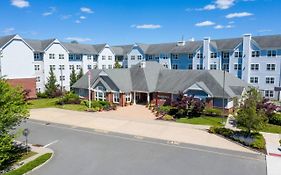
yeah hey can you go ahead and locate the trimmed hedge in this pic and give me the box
[209,127,265,150]
[269,113,281,126]
[5,153,52,175]
[56,92,80,105]
[204,108,222,117]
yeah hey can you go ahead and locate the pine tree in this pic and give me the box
[45,68,58,98]
[70,68,77,87]
[77,68,84,80]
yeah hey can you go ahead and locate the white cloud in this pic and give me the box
[132,24,162,29]
[80,7,94,14]
[195,21,215,27]
[61,15,72,20]
[203,4,216,10]
[228,21,235,24]
[214,25,224,29]
[75,20,81,24]
[42,7,56,16]
[65,37,92,43]
[215,0,235,9]
[214,24,234,29]
[10,0,29,8]
[226,12,253,18]
[258,29,272,33]
[2,27,15,34]
[80,16,86,20]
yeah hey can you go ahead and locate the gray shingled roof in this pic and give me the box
[62,42,97,54]
[170,41,203,54]
[111,45,133,56]
[93,44,106,53]
[73,62,249,98]
[212,38,242,51]
[145,43,176,55]
[252,35,281,49]
[24,38,56,52]
[0,34,16,49]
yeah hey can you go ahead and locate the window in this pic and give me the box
[69,65,74,70]
[172,54,178,59]
[210,64,217,70]
[197,53,203,59]
[162,55,168,59]
[266,64,276,71]
[108,65,113,69]
[34,65,40,71]
[148,55,153,60]
[36,76,40,82]
[87,65,92,70]
[125,93,131,102]
[59,54,64,59]
[196,64,203,70]
[223,52,230,59]
[76,65,81,70]
[252,51,260,57]
[108,56,112,60]
[36,88,41,93]
[265,90,274,98]
[137,55,142,60]
[187,64,193,70]
[267,50,277,57]
[50,65,55,70]
[59,65,65,70]
[49,53,55,59]
[223,63,229,71]
[131,55,135,60]
[234,51,242,58]
[87,55,92,60]
[59,76,65,81]
[102,65,106,69]
[250,64,259,71]
[188,53,193,59]
[95,86,105,101]
[102,56,106,60]
[113,92,120,103]
[234,63,242,70]
[266,77,275,84]
[163,63,168,68]
[250,77,258,83]
[210,53,217,58]
[34,53,40,60]
[172,64,178,69]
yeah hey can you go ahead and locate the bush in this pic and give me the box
[82,100,111,110]
[204,108,222,116]
[56,92,80,105]
[250,135,266,150]
[269,113,281,126]
[158,105,173,114]
[36,92,48,98]
[163,114,174,121]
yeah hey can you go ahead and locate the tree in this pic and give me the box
[77,68,84,80]
[70,68,77,87]
[236,88,267,134]
[0,78,29,170]
[114,60,122,69]
[45,68,58,98]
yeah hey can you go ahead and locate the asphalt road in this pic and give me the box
[17,120,267,175]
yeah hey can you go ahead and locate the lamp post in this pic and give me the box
[60,67,63,92]
[222,66,226,122]
[23,128,30,154]
[88,71,91,108]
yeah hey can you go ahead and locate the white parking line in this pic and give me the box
[43,140,59,148]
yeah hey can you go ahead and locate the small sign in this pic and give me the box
[23,128,30,137]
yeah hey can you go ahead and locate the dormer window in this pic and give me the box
[252,51,260,57]
[267,50,277,57]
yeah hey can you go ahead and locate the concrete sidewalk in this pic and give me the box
[262,133,281,175]
[29,107,258,154]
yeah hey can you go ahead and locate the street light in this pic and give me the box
[23,128,30,154]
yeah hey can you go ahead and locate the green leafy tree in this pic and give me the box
[0,78,29,170]
[77,68,84,80]
[114,60,122,69]
[70,68,77,87]
[45,68,58,98]
[236,88,267,134]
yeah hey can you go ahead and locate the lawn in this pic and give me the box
[260,124,281,134]
[28,98,59,109]
[5,153,52,175]
[176,116,226,127]
[57,104,88,111]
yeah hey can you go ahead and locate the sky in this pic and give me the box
[0,0,280,45]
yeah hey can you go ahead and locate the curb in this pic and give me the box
[25,150,54,175]
[268,153,281,157]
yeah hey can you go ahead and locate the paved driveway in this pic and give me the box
[30,106,257,153]
[18,121,266,175]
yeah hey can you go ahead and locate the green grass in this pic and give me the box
[5,153,52,175]
[28,98,59,109]
[260,124,281,134]
[57,104,88,111]
[16,151,37,163]
[176,116,226,127]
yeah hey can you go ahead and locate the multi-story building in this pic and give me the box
[0,33,281,100]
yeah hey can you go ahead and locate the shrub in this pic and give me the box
[158,105,172,114]
[204,108,222,116]
[36,92,48,98]
[56,92,80,105]
[268,113,281,126]
[250,135,266,150]
[163,114,174,121]
[175,109,187,118]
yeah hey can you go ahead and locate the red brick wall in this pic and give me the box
[7,78,37,99]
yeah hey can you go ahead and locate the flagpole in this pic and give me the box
[88,71,91,108]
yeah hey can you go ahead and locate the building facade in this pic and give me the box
[0,34,281,100]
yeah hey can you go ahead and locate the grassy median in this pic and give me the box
[176,116,226,127]
[5,153,52,175]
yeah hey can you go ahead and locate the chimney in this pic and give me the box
[177,40,186,46]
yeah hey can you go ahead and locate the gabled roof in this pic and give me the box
[252,35,281,49]
[93,44,107,53]
[170,41,203,54]
[0,34,17,49]
[24,38,56,52]
[212,38,242,51]
[62,42,97,54]
[111,45,133,56]
[145,43,176,55]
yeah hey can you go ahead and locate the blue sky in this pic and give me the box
[0,0,280,45]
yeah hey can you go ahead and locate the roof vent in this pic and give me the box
[140,61,146,68]
[177,40,186,46]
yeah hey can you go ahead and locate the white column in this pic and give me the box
[133,92,136,105]
[147,92,150,104]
